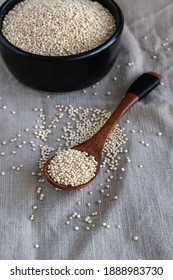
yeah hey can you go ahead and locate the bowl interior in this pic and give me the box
[0,0,124,59]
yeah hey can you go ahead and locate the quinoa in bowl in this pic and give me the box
[2,0,117,56]
[0,0,124,92]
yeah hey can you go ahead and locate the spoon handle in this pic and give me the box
[81,72,162,153]
[126,72,162,100]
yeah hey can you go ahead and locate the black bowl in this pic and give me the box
[0,0,124,92]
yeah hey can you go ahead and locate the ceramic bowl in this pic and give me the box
[0,0,124,92]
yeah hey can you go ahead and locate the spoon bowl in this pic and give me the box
[43,148,101,190]
[43,72,162,190]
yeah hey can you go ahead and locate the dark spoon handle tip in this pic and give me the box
[126,72,162,100]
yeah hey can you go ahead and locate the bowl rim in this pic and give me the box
[0,0,124,61]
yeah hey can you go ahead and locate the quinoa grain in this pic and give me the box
[48,149,98,186]
[2,0,116,56]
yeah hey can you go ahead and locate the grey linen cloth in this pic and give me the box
[0,0,173,260]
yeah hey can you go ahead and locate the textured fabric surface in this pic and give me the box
[0,0,173,260]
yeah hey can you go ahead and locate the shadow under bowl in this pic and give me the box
[0,0,124,92]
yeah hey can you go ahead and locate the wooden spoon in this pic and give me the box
[43,72,162,190]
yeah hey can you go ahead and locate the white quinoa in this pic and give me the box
[38,106,126,173]
[2,0,116,56]
[48,148,98,186]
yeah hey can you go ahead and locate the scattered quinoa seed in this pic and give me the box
[74,226,79,231]
[133,236,139,241]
